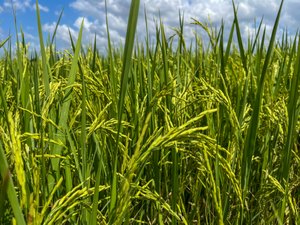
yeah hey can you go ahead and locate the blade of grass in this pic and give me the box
[36,0,50,96]
[11,5,25,109]
[232,0,250,125]
[52,20,84,185]
[0,142,26,225]
[35,2,55,199]
[109,0,140,218]
[91,34,97,72]
[90,163,102,225]
[0,36,10,48]
[105,0,117,115]
[232,0,247,73]
[280,33,300,183]
[49,8,64,66]
[50,9,64,46]
[279,35,300,222]
[240,0,284,222]
[251,17,264,54]
[0,166,9,220]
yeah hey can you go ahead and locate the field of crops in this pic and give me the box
[0,0,299,224]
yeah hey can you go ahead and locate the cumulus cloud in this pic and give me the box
[42,0,299,52]
[43,17,115,52]
[3,0,48,13]
[70,0,104,18]
[43,23,78,44]
[33,3,49,12]
[4,0,31,11]
[74,17,94,30]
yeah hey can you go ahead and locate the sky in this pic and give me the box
[0,0,299,53]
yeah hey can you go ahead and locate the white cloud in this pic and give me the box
[33,3,49,12]
[3,0,48,13]
[44,0,298,52]
[44,18,115,52]
[4,0,32,12]
[43,23,78,45]
[74,17,93,30]
[70,0,103,18]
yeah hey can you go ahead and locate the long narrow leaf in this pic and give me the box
[0,142,26,225]
[110,0,140,218]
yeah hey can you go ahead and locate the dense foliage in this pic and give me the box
[0,0,299,224]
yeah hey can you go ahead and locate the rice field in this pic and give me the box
[0,0,299,224]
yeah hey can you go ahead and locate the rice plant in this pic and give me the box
[0,0,299,224]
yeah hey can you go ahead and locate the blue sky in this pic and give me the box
[0,0,299,53]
